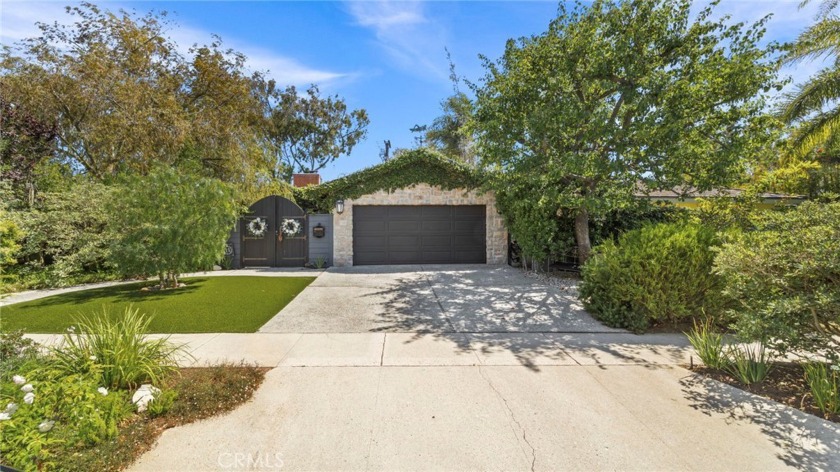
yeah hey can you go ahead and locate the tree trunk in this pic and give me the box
[575,207,592,265]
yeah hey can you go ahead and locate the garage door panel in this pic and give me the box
[389,235,420,247]
[353,205,486,265]
[387,206,422,218]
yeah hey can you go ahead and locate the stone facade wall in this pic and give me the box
[333,183,507,266]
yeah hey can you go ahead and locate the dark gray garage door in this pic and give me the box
[353,205,486,265]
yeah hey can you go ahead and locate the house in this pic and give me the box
[227,150,508,268]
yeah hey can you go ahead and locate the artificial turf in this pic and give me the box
[0,276,315,333]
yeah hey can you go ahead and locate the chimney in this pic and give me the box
[292,173,321,188]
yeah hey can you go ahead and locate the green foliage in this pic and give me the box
[0,330,41,375]
[686,319,729,370]
[264,84,369,177]
[312,256,328,269]
[0,365,133,471]
[506,196,686,265]
[0,209,23,269]
[725,343,773,385]
[146,389,177,418]
[6,179,113,288]
[295,148,484,213]
[580,222,724,332]
[50,307,184,390]
[691,193,763,232]
[714,201,840,363]
[0,3,269,182]
[472,0,781,262]
[803,362,840,416]
[108,167,239,287]
[779,1,840,159]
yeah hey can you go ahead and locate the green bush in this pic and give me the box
[108,167,239,288]
[580,222,724,332]
[714,201,840,363]
[0,364,133,471]
[686,318,728,370]
[5,180,114,289]
[803,362,840,417]
[51,307,185,389]
[725,343,773,385]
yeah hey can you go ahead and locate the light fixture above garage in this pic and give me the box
[335,199,345,214]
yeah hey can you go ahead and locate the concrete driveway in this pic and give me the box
[125,265,840,471]
[259,265,620,334]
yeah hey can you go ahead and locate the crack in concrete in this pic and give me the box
[477,365,537,471]
[423,274,458,332]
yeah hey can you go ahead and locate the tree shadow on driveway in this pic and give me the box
[680,373,840,471]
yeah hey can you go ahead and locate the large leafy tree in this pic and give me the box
[264,84,369,178]
[472,0,781,263]
[0,3,266,181]
[779,1,840,159]
[0,99,56,205]
[108,167,239,288]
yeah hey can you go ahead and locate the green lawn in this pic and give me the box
[0,276,315,333]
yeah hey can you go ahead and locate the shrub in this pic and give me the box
[108,167,239,288]
[686,318,728,369]
[725,343,773,385]
[0,330,41,375]
[0,365,133,471]
[51,307,185,389]
[803,362,840,417]
[714,201,840,363]
[5,180,113,287]
[579,222,725,332]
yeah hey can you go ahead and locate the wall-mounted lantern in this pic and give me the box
[335,199,345,214]
[312,223,326,238]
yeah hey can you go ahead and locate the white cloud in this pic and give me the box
[0,1,349,87]
[345,0,449,81]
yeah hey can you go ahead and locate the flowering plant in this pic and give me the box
[247,217,268,237]
[280,218,302,237]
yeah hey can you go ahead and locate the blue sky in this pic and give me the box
[0,1,828,180]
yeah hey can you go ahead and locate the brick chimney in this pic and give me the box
[292,173,321,188]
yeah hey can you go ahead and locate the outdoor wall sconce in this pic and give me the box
[335,199,345,214]
[312,223,326,238]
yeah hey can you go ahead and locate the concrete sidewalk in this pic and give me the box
[129,363,840,471]
[26,332,696,368]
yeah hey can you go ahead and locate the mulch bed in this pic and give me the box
[690,362,839,424]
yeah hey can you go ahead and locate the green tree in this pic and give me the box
[779,0,840,159]
[411,52,476,164]
[107,168,239,288]
[0,99,56,206]
[471,0,781,263]
[0,3,267,181]
[264,84,369,178]
[714,202,840,363]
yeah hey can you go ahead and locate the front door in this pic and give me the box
[241,196,307,267]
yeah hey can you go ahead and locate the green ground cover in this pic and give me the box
[0,276,314,333]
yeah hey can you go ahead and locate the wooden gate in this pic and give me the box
[241,196,307,267]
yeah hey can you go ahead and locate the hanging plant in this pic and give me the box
[280,218,302,237]
[247,217,268,237]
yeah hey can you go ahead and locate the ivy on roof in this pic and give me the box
[294,148,486,213]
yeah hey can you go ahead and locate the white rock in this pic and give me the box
[132,384,161,413]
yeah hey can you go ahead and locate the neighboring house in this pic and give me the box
[636,186,805,209]
[228,151,508,268]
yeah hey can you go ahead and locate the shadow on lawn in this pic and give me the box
[680,373,840,471]
[352,266,686,372]
[20,278,206,308]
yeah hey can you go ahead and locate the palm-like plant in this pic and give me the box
[779,1,840,158]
